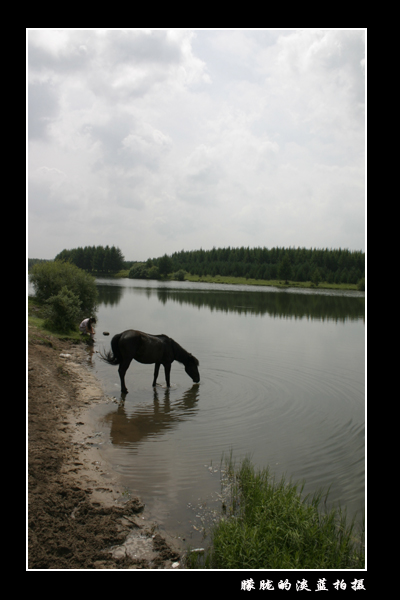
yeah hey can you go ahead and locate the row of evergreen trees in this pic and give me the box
[55,245,125,274]
[51,244,364,285]
[144,246,365,285]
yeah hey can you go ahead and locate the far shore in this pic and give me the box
[112,271,364,292]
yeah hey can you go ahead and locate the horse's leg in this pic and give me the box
[152,363,161,387]
[164,363,171,387]
[118,358,132,394]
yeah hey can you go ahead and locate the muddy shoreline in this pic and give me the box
[28,330,183,569]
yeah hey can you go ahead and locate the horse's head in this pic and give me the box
[185,355,200,383]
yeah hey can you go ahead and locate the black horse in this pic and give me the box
[100,329,200,394]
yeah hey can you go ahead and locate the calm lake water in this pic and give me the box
[42,277,366,545]
[86,279,365,545]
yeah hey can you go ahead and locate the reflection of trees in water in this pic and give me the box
[156,289,365,322]
[96,284,124,307]
[103,385,200,448]
[96,282,364,322]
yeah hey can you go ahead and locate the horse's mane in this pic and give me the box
[169,337,199,366]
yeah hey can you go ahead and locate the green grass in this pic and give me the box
[103,269,361,291]
[183,273,359,291]
[27,296,83,343]
[114,269,130,278]
[187,456,364,569]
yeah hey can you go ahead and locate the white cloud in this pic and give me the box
[28,29,365,259]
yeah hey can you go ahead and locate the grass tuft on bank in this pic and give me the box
[183,273,360,290]
[187,456,364,569]
[28,296,83,344]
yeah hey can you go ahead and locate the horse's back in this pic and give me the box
[120,329,168,344]
[120,329,144,339]
[119,328,157,336]
[119,329,171,364]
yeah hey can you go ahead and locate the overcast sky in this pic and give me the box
[28,29,365,261]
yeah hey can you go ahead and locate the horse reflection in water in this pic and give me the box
[104,385,200,447]
[100,329,200,394]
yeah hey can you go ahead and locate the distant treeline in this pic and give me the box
[142,246,365,285]
[31,244,365,286]
[28,258,51,271]
[54,246,129,273]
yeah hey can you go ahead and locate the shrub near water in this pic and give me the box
[192,457,364,569]
[44,286,82,333]
[30,261,98,318]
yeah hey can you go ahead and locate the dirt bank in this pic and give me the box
[28,329,182,569]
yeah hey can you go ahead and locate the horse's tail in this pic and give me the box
[99,333,123,366]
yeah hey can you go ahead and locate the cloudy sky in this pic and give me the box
[28,29,365,261]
